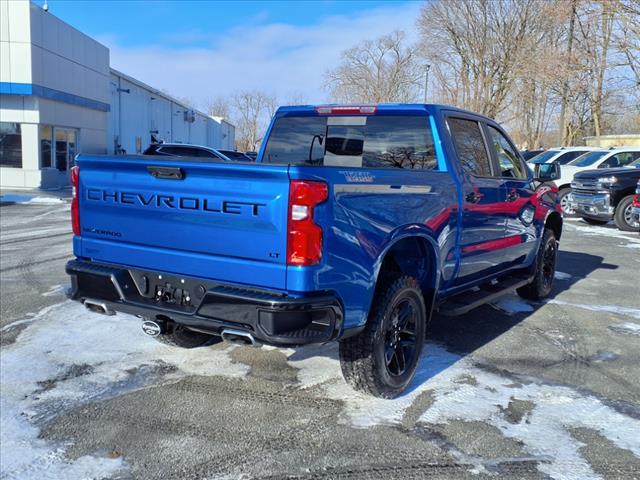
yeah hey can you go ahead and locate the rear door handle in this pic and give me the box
[506,190,520,202]
[465,191,483,204]
[147,166,184,180]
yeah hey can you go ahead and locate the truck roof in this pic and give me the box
[275,103,498,123]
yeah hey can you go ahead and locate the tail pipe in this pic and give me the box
[83,298,115,316]
[221,329,261,347]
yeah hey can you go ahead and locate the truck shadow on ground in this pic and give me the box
[289,250,615,396]
[430,250,615,354]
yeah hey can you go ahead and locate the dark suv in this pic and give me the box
[143,143,231,161]
[570,159,640,231]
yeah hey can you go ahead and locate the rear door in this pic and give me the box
[77,155,290,289]
[446,116,508,285]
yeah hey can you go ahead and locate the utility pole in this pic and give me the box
[558,0,577,146]
[424,64,431,103]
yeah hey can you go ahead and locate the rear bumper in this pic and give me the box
[66,259,344,347]
[568,192,614,220]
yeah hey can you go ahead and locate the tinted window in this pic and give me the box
[219,150,251,161]
[530,150,560,164]
[262,115,438,170]
[487,126,527,179]
[608,151,640,167]
[447,118,492,176]
[556,150,587,164]
[158,146,210,158]
[194,149,219,159]
[570,151,607,167]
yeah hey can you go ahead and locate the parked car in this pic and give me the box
[553,148,640,214]
[244,151,258,160]
[66,104,563,398]
[528,146,601,165]
[569,158,640,231]
[520,149,545,161]
[143,143,231,161]
[217,149,254,161]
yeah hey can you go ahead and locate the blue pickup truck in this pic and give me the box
[67,104,562,398]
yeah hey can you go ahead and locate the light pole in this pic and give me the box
[424,64,431,103]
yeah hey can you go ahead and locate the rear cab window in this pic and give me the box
[262,114,439,170]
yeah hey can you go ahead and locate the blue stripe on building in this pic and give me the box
[0,82,110,112]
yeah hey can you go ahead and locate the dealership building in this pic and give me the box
[0,0,235,189]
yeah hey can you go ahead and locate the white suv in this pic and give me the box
[528,146,601,167]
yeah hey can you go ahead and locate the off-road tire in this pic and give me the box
[154,324,220,348]
[339,275,426,399]
[582,217,608,226]
[614,195,640,232]
[517,228,558,301]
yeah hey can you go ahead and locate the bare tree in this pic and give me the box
[232,90,276,152]
[206,96,231,119]
[324,31,423,103]
[417,0,553,119]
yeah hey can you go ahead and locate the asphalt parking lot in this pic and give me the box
[1,196,639,480]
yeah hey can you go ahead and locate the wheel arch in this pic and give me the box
[545,210,563,240]
[371,231,441,318]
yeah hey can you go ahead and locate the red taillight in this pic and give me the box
[315,105,377,115]
[71,166,80,236]
[633,194,640,208]
[287,180,328,266]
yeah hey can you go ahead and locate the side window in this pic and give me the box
[556,151,586,165]
[195,149,219,159]
[487,126,527,179]
[599,155,619,168]
[156,146,181,156]
[448,117,492,177]
[610,152,639,167]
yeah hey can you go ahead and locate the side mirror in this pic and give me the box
[534,163,561,182]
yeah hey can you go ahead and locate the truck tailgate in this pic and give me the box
[76,155,289,289]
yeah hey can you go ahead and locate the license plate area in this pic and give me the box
[128,268,213,311]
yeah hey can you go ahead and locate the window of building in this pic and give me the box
[0,122,22,168]
[40,125,53,168]
[487,126,527,179]
[447,118,492,177]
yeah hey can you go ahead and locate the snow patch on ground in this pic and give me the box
[625,243,640,249]
[554,271,572,280]
[492,295,534,314]
[549,300,640,320]
[419,356,640,480]
[608,322,640,336]
[0,301,248,480]
[41,285,66,297]
[27,197,66,205]
[288,341,640,479]
[565,223,640,244]
[0,194,66,205]
[4,299,640,480]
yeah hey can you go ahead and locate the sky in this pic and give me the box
[34,0,424,111]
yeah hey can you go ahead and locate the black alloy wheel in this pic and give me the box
[384,298,419,377]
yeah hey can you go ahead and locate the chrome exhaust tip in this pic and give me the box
[83,298,115,316]
[221,329,261,347]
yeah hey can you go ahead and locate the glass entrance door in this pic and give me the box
[53,127,78,183]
